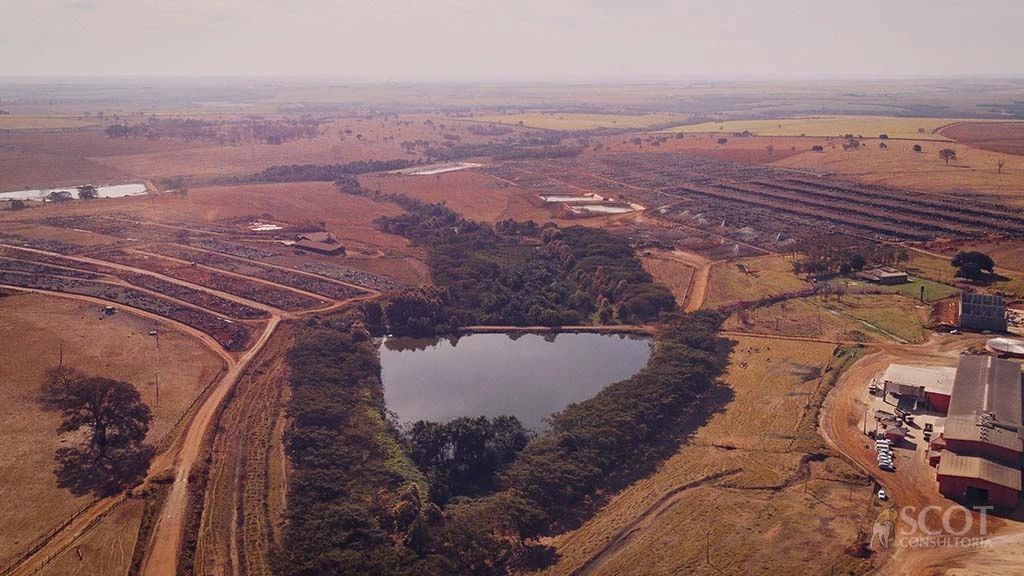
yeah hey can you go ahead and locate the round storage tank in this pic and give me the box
[986,337,1024,359]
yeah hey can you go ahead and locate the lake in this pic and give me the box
[380,332,652,429]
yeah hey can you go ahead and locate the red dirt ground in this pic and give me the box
[939,122,1024,156]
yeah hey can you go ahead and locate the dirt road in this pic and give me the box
[653,249,710,312]
[140,315,280,576]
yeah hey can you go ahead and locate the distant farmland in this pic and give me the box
[0,115,101,130]
[461,112,686,131]
[662,115,1022,140]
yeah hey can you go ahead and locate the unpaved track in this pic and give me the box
[141,315,280,576]
[570,470,742,576]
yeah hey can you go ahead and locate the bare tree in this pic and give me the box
[939,148,957,165]
[40,365,86,407]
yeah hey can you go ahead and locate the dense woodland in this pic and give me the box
[275,310,733,575]
[242,159,418,183]
[106,116,323,145]
[366,194,675,334]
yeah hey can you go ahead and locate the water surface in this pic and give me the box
[0,183,147,202]
[380,332,652,429]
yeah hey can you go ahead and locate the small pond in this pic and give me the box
[0,183,148,202]
[380,332,653,429]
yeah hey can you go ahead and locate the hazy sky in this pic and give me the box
[3,0,1023,79]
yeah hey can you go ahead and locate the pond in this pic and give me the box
[0,183,148,202]
[380,331,653,429]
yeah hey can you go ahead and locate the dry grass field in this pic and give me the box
[639,252,695,307]
[36,498,144,576]
[665,115,1010,140]
[772,137,1024,204]
[360,169,558,225]
[940,121,1024,155]
[818,293,927,344]
[0,114,527,190]
[0,292,223,567]
[595,132,820,163]
[534,338,874,576]
[701,255,811,310]
[0,115,102,130]
[723,296,882,342]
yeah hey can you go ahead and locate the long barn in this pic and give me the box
[935,356,1023,508]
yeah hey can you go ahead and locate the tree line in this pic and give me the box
[364,193,675,334]
[239,159,419,183]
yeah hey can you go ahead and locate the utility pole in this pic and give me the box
[58,339,63,367]
[154,325,160,406]
[705,529,711,565]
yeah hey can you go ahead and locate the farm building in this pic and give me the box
[880,364,956,413]
[959,293,1007,332]
[935,356,1024,508]
[883,426,910,443]
[987,338,1024,359]
[937,453,1021,508]
[291,232,346,255]
[294,240,346,255]
[858,267,909,285]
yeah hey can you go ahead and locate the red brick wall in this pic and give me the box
[938,475,1019,508]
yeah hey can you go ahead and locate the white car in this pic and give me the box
[878,489,888,500]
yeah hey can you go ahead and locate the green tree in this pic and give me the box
[45,190,73,204]
[53,376,155,495]
[951,251,995,281]
[939,148,957,165]
[76,184,99,200]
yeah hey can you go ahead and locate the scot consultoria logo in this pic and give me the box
[871,505,993,550]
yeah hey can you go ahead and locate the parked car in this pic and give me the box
[878,489,888,501]
[924,423,933,432]
[880,463,895,472]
